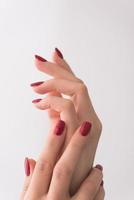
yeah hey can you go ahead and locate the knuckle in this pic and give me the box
[93,118,103,137]
[36,158,53,173]
[64,99,74,110]
[96,119,103,134]
[71,140,83,151]
[78,82,88,94]
[23,184,29,193]
[75,78,84,83]
[54,163,72,180]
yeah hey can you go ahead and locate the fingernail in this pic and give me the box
[95,164,103,171]
[54,120,65,135]
[80,121,92,136]
[32,98,42,103]
[55,47,63,59]
[35,55,47,62]
[100,180,104,186]
[24,157,30,176]
[30,81,44,87]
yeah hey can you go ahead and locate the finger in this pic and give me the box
[31,78,94,121]
[45,47,75,123]
[31,78,83,96]
[35,49,75,123]
[20,158,36,199]
[28,120,66,196]
[75,167,103,200]
[47,91,61,122]
[34,55,95,121]
[52,48,75,75]
[94,185,105,200]
[32,96,79,144]
[48,121,92,198]
[35,55,75,81]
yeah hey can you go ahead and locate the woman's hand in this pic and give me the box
[21,120,105,200]
[30,48,102,194]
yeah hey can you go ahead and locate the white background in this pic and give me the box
[0,0,134,199]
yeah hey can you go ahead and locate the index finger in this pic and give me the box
[35,56,75,81]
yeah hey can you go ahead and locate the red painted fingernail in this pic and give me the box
[32,98,42,103]
[24,157,30,176]
[55,47,63,59]
[95,164,103,171]
[80,121,92,136]
[30,81,44,87]
[35,55,47,62]
[54,120,65,135]
[100,180,104,186]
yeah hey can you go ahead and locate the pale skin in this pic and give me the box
[21,121,105,200]
[31,49,103,193]
[20,48,105,199]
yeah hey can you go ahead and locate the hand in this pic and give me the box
[20,120,105,200]
[31,48,102,194]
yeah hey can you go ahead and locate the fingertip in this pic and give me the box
[35,54,47,62]
[54,120,66,136]
[95,164,103,171]
[24,157,30,176]
[32,98,42,103]
[30,81,44,87]
[52,49,60,63]
[55,47,63,59]
[79,121,92,136]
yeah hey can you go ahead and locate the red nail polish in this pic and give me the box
[24,157,30,176]
[32,98,42,103]
[55,47,63,59]
[80,121,92,136]
[35,55,47,62]
[100,180,104,186]
[95,164,103,171]
[30,81,44,87]
[54,120,65,135]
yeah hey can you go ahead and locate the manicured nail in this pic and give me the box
[32,98,42,103]
[54,120,65,135]
[100,180,104,186]
[35,55,47,62]
[55,47,63,59]
[24,157,30,176]
[80,121,92,136]
[30,81,44,87]
[95,164,103,171]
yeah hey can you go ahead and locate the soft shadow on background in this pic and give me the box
[0,0,134,199]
